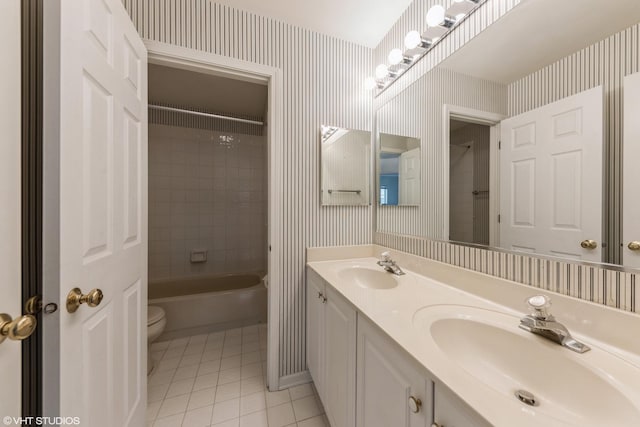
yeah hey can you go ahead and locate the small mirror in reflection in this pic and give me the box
[378,133,420,206]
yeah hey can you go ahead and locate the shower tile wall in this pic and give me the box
[149,124,267,281]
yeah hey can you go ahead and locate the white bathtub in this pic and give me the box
[149,273,267,340]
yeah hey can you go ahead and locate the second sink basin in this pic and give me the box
[413,305,640,426]
[337,266,398,289]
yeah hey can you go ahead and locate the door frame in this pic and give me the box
[442,105,505,246]
[144,41,284,390]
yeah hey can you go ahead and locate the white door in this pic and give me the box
[0,0,23,418]
[58,0,147,426]
[623,72,640,268]
[500,86,603,262]
[306,271,325,398]
[399,148,420,205]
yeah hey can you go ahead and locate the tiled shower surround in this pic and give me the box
[149,124,267,281]
[375,232,639,314]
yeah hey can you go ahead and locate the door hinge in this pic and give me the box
[498,140,502,150]
[498,214,501,223]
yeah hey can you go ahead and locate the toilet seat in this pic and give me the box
[148,306,165,326]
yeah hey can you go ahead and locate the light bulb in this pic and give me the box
[426,5,445,27]
[375,64,389,79]
[404,31,422,50]
[456,13,466,20]
[388,49,404,65]
[364,77,377,91]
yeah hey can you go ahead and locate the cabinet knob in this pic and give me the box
[580,239,598,249]
[628,241,640,251]
[408,396,422,413]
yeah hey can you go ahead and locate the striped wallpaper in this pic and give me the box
[376,68,507,238]
[376,232,639,314]
[121,0,373,378]
[508,23,640,265]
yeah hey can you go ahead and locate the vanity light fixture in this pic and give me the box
[363,0,486,95]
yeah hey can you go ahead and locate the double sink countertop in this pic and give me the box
[306,244,640,427]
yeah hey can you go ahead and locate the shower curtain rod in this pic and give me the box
[149,104,264,126]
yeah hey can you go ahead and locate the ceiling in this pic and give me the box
[148,64,268,118]
[440,0,640,84]
[211,0,413,48]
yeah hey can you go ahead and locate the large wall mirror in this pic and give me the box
[375,0,640,270]
[321,125,371,206]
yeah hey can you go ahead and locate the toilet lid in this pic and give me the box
[148,306,166,326]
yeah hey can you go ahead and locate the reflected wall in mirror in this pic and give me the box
[320,125,371,206]
[375,0,640,269]
[378,133,420,206]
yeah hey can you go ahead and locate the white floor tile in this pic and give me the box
[173,365,199,381]
[211,398,240,424]
[211,419,239,427]
[179,353,203,368]
[201,349,223,361]
[163,348,186,360]
[151,341,170,351]
[240,362,262,380]
[240,376,264,397]
[220,355,242,371]
[157,394,190,419]
[186,387,217,411]
[265,389,290,408]
[217,367,241,385]
[153,413,184,427]
[240,351,260,366]
[166,377,195,399]
[147,400,162,421]
[288,383,314,401]
[239,409,268,427]
[215,381,241,403]
[297,415,329,427]
[292,395,322,421]
[266,402,295,427]
[149,383,170,403]
[193,372,219,391]
[239,391,266,416]
[149,370,176,387]
[198,360,221,376]
[181,404,213,427]
[222,345,242,358]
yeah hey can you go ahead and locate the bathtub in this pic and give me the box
[149,273,267,340]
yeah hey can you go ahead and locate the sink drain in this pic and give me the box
[515,389,538,406]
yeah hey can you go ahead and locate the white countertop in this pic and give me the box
[306,245,640,427]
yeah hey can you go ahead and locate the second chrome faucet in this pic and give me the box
[519,295,590,353]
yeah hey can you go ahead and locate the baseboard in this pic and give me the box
[274,371,312,391]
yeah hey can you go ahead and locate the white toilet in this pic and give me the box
[147,305,167,375]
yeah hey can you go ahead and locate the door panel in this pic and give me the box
[306,271,325,399]
[59,0,147,426]
[623,72,640,268]
[324,287,356,427]
[399,148,420,205]
[500,86,603,262]
[0,0,22,418]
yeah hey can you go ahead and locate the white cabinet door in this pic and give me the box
[357,315,432,427]
[324,286,357,427]
[500,86,603,261]
[306,271,325,398]
[623,72,640,268]
[0,0,22,418]
[433,383,491,427]
[57,0,148,425]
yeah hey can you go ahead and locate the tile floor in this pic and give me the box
[147,324,329,427]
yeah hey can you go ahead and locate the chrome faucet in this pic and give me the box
[377,252,405,276]
[519,295,590,353]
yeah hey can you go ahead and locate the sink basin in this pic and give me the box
[413,305,640,426]
[337,266,398,289]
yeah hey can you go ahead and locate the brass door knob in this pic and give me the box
[66,288,104,313]
[0,313,37,344]
[628,241,640,251]
[580,240,598,249]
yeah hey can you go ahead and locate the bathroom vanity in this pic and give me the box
[306,245,640,427]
